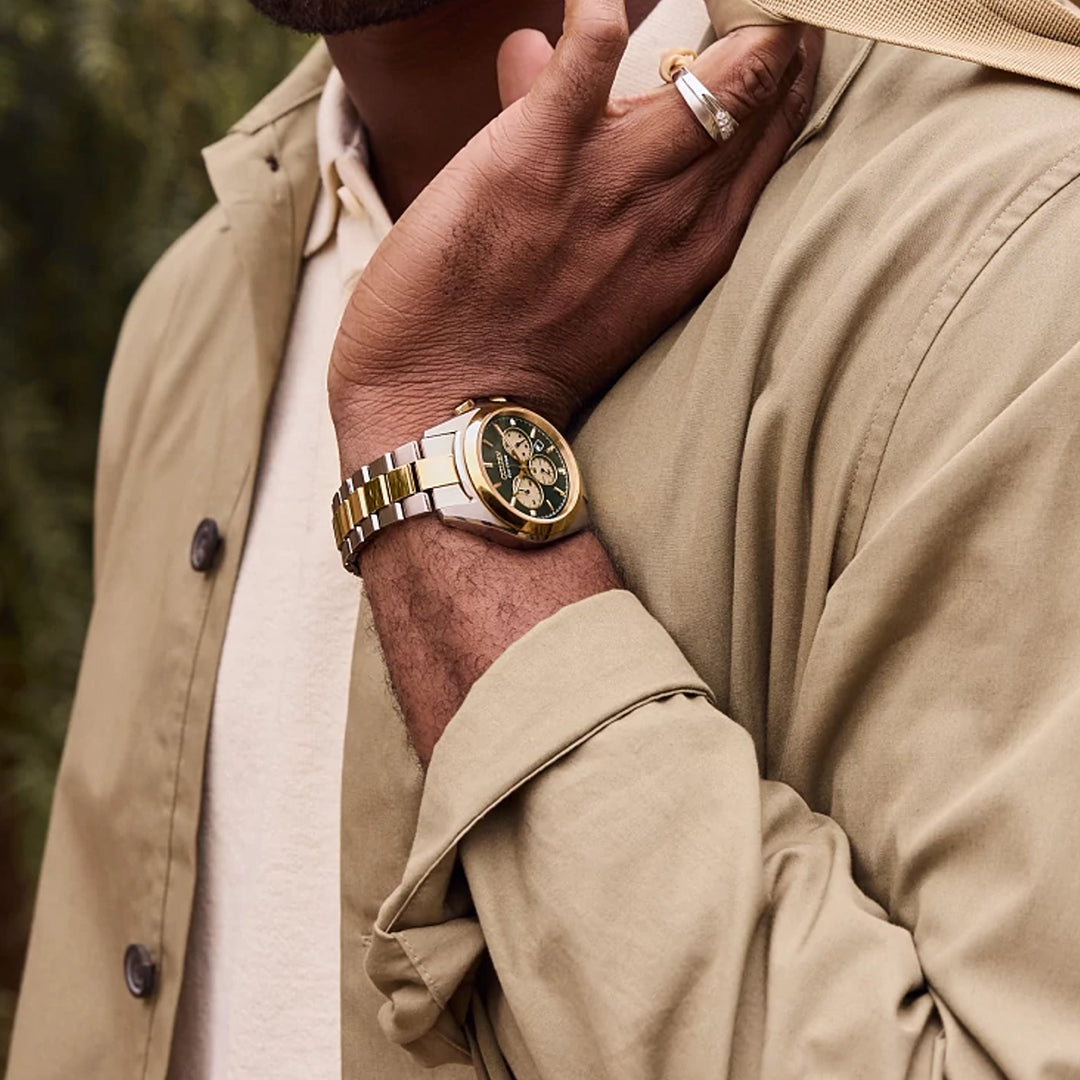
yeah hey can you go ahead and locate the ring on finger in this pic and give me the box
[673,68,739,144]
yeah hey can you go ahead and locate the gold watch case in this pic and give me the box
[443,400,588,546]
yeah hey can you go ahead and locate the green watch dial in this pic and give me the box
[478,412,571,521]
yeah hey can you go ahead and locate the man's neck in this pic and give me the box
[326,0,661,219]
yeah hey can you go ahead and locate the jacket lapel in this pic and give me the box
[202,41,331,398]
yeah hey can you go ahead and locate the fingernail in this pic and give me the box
[787,45,805,81]
[786,84,811,127]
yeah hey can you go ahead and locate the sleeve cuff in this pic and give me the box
[365,588,713,1065]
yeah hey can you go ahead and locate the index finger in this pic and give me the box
[531,0,630,122]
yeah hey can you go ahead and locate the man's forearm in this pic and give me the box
[324,4,818,770]
[360,518,620,764]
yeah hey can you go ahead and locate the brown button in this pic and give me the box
[190,518,222,573]
[124,943,157,998]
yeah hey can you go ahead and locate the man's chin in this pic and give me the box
[247,0,452,33]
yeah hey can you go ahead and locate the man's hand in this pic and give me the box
[329,0,821,472]
[327,0,821,764]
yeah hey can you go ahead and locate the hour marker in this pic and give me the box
[545,499,555,512]
[530,508,537,516]
[547,445,555,453]
[484,460,494,468]
[554,486,566,497]
[558,467,566,475]
[529,426,536,439]
[508,418,516,426]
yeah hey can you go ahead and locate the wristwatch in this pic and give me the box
[331,398,589,575]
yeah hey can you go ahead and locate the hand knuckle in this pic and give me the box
[580,16,628,57]
[737,51,781,108]
[591,178,633,225]
[664,194,701,244]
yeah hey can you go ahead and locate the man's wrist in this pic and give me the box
[329,376,577,479]
[332,395,451,479]
[359,520,619,765]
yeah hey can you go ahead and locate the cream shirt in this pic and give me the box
[169,2,705,1076]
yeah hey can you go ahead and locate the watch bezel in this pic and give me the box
[460,403,585,543]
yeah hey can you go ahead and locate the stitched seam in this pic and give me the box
[865,165,1080,519]
[396,931,449,1010]
[391,932,471,1055]
[836,137,1080,568]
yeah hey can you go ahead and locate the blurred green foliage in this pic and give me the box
[0,0,309,1064]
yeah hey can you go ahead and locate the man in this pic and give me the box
[9,0,1080,1078]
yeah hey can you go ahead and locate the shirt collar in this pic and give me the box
[304,67,389,257]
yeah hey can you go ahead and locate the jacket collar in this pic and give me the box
[200,42,332,397]
[229,39,334,136]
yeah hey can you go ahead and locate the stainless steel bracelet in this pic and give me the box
[331,432,467,576]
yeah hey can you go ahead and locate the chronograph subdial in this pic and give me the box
[477,409,573,522]
[512,474,545,511]
[527,455,558,486]
[501,426,533,463]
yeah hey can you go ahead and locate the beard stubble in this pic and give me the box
[247,0,457,32]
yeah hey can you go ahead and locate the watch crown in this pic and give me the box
[453,399,476,415]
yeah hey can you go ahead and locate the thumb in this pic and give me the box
[497,28,555,108]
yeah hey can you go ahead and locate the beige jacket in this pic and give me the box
[10,1,1080,1077]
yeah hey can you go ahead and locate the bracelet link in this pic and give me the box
[386,463,418,503]
[413,455,459,492]
[363,474,391,515]
[332,440,463,575]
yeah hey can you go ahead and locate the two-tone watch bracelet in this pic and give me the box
[331,430,466,576]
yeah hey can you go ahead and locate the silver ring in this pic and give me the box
[673,69,739,144]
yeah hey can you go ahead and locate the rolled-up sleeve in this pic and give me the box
[366,591,940,1078]
[365,591,713,1065]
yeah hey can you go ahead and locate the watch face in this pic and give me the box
[478,411,573,521]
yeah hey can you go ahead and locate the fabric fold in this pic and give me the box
[365,590,713,1063]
